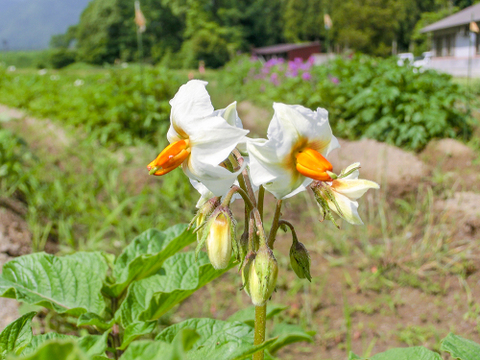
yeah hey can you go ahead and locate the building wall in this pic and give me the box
[429,26,480,77]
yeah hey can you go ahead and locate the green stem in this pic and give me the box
[222,186,254,210]
[253,304,267,360]
[234,151,257,207]
[252,208,267,247]
[267,200,282,249]
[257,185,265,221]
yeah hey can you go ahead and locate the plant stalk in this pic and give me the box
[253,304,267,360]
[267,200,282,248]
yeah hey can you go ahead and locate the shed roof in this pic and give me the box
[421,3,480,33]
[252,42,320,55]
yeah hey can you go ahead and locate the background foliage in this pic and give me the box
[220,54,474,151]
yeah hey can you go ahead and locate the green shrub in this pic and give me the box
[0,66,185,146]
[49,49,77,69]
[221,54,475,151]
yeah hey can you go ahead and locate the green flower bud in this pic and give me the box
[193,197,221,242]
[290,240,312,282]
[204,206,235,270]
[241,251,256,296]
[244,245,278,306]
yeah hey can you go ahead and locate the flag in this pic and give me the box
[135,1,146,33]
[324,14,332,30]
[470,21,479,33]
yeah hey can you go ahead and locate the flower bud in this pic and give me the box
[243,245,278,306]
[204,207,235,270]
[193,197,221,241]
[290,240,312,282]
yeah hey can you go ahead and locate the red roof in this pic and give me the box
[252,42,320,55]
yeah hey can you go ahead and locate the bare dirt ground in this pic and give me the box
[0,103,479,359]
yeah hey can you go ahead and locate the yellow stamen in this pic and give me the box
[295,148,332,181]
[147,139,191,176]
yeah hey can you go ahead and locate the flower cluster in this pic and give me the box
[249,56,315,86]
[147,80,379,306]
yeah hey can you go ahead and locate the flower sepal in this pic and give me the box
[242,244,278,306]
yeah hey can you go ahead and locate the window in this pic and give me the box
[446,33,455,56]
[435,36,442,57]
[476,32,480,55]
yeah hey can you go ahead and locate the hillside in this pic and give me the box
[0,0,90,50]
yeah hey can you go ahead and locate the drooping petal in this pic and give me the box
[212,101,244,129]
[190,179,215,208]
[326,192,363,225]
[213,102,247,153]
[167,80,215,142]
[189,115,249,167]
[184,155,245,196]
[331,178,380,200]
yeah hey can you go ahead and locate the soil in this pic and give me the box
[1,103,479,358]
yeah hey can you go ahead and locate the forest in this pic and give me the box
[49,0,480,68]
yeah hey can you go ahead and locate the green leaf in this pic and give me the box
[224,338,277,360]
[267,323,314,355]
[440,332,480,360]
[117,252,233,327]
[0,252,108,316]
[156,318,254,345]
[348,352,365,360]
[370,346,443,360]
[21,333,74,356]
[227,304,287,327]
[77,313,114,331]
[0,312,36,358]
[119,321,157,350]
[77,332,109,357]
[171,329,200,360]
[21,332,109,358]
[119,340,175,360]
[156,318,273,360]
[108,225,196,297]
[15,340,88,360]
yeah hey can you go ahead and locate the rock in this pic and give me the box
[328,139,428,196]
[421,138,475,172]
[0,207,31,257]
[0,253,19,331]
[435,192,480,237]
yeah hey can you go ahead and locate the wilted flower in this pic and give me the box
[311,163,379,225]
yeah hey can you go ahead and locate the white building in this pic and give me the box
[421,3,480,77]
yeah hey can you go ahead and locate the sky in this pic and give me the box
[0,0,90,50]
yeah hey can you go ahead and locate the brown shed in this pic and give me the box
[252,41,321,61]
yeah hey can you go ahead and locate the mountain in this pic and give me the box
[0,0,90,50]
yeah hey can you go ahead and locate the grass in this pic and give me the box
[0,67,479,359]
[0,50,51,69]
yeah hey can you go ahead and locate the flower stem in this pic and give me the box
[222,186,254,210]
[257,185,265,221]
[253,303,267,360]
[267,200,282,249]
